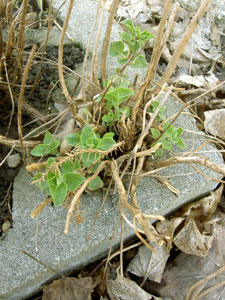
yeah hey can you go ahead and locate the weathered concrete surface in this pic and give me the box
[0,1,224,299]
[0,95,224,300]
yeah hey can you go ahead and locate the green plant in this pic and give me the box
[31,126,116,206]
[149,101,186,157]
[30,19,186,209]
[99,19,154,126]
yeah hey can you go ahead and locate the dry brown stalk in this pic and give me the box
[16,0,29,73]
[17,44,37,165]
[120,85,172,182]
[154,156,225,176]
[101,0,119,83]
[30,197,53,219]
[155,0,213,94]
[111,161,165,251]
[64,160,108,234]
[58,0,77,117]
[91,0,105,82]
[131,0,172,125]
[0,134,40,148]
[4,61,15,136]
[26,0,59,101]
[81,0,102,101]
[185,265,225,300]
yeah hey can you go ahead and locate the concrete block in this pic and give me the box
[0,1,224,299]
[0,95,223,299]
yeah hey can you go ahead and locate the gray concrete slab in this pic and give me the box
[0,95,223,300]
[0,1,224,299]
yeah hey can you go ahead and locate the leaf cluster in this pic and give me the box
[149,101,186,157]
[101,19,154,127]
[31,126,116,205]
[30,19,186,209]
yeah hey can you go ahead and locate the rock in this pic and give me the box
[7,153,21,168]
[2,220,11,233]
[204,109,225,139]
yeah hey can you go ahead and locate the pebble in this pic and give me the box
[2,220,11,233]
[7,153,21,168]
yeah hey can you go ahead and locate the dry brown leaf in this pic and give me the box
[180,185,223,220]
[204,109,225,139]
[156,217,184,250]
[42,277,95,300]
[173,219,213,256]
[126,243,170,283]
[155,220,225,300]
[156,185,223,257]
[107,274,158,300]
[175,73,220,89]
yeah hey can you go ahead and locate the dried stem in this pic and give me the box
[155,0,213,94]
[131,0,172,125]
[91,0,105,82]
[17,44,37,164]
[81,0,102,101]
[185,265,225,300]
[58,0,77,117]
[111,161,164,250]
[101,0,119,83]
[154,156,225,176]
[0,134,40,149]
[30,197,53,218]
[64,161,108,234]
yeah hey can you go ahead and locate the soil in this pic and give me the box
[0,36,84,236]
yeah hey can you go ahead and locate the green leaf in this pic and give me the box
[103,132,115,138]
[117,87,134,103]
[154,148,164,157]
[130,40,141,53]
[162,122,175,132]
[151,128,161,139]
[48,140,60,155]
[65,133,80,146]
[31,144,48,156]
[88,176,104,190]
[120,32,131,43]
[47,171,57,186]
[109,41,124,57]
[161,138,172,150]
[151,101,159,111]
[86,138,99,149]
[46,157,56,168]
[62,172,86,191]
[50,182,67,206]
[117,57,128,65]
[97,137,116,151]
[102,112,120,125]
[171,128,183,142]
[43,131,54,145]
[32,173,50,192]
[140,30,154,41]
[80,124,96,146]
[61,160,80,173]
[121,19,136,37]
[175,138,186,150]
[120,106,130,117]
[81,152,100,168]
[131,55,148,69]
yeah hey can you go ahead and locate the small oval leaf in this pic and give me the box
[63,173,86,191]
[50,182,67,206]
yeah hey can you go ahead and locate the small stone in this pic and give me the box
[2,220,11,233]
[204,109,225,139]
[7,153,21,168]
